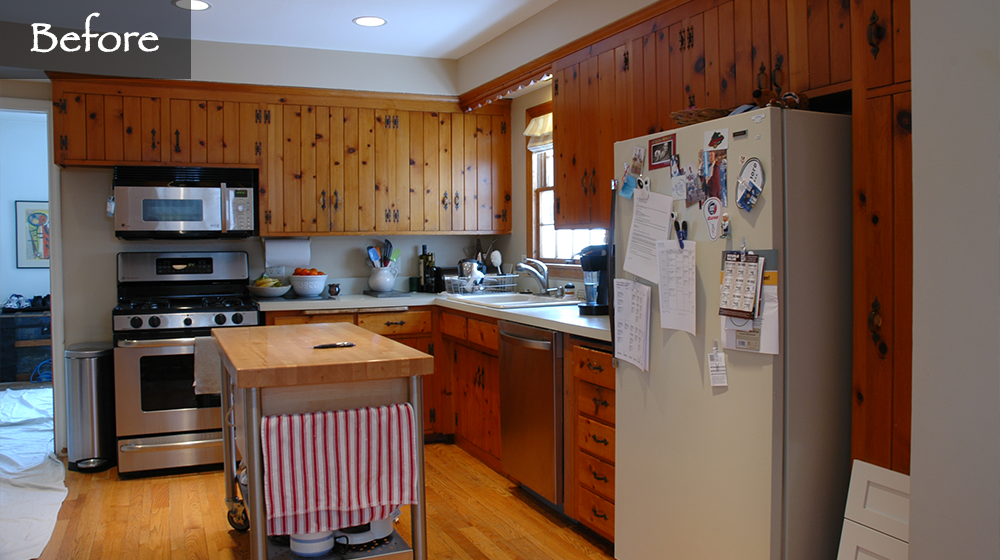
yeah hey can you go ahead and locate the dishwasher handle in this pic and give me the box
[499,331,552,351]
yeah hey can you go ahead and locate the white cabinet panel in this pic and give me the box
[838,519,908,560]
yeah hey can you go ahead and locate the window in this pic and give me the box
[532,149,606,262]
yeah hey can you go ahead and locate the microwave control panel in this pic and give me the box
[226,186,255,232]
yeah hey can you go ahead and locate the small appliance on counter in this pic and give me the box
[578,244,609,316]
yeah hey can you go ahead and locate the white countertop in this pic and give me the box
[255,292,611,342]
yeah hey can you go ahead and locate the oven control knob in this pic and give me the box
[130,316,143,329]
[184,317,193,327]
[148,316,161,328]
[232,313,244,324]
[214,313,227,325]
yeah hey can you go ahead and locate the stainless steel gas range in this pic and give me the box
[112,251,259,474]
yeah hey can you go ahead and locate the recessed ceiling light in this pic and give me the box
[353,16,386,27]
[172,0,211,11]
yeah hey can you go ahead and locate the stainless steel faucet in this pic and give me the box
[515,258,549,295]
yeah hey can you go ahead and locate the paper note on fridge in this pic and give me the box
[656,239,696,335]
[614,278,651,371]
[623,190,674,283]
[721,280,779,355]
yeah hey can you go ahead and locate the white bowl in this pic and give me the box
[290,530,334,557]
[289,274,328,297]
[248,284,291,298]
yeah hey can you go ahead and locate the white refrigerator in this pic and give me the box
[611,107,853,560]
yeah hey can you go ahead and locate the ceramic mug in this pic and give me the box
[368,266,397,292]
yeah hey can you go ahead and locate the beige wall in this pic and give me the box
[457,0,662,93]
[191,41,460,95]
[909,0,1000,558]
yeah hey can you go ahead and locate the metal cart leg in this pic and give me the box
[409,376,427,560]
[221,365,248,531]
[245,387,267,560]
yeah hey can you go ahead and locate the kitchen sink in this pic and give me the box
[446,293,579,309]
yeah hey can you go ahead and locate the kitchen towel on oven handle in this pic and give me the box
[260,403,418,536]
[193,337,221,395]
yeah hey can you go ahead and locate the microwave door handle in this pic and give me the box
[117,337,198,348]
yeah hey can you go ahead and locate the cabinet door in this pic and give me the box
[851,0,909,90]
[851,91,912,474]
[375,110,410,231]
[480,352,501,460]
[394,335,440,435]
[553,65,583,228]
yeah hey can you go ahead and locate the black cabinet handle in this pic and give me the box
[772,56,784,95]
[591,434,609,446]
[867,10,885,60]
[150,128,157,150]
[333,190,340,211]
[174,130,181,153]
[384,320,406,327]
[587,360,604,373]
[756,62,767,91]
[320,190,327,211]
[591,167,597,195]
[454,194,460,211]
[592,507,609,520]
[442,191,450,210]
[581,170,588,194]
[592,396,609,408]
[868,298,888,358]
[592,470,609,483]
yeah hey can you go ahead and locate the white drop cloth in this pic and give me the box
[0,388,68,560]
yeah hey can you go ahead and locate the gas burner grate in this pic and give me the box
[128,298,171,310]
[201,296,249,308]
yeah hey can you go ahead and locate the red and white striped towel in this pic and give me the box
[260,403,418,536]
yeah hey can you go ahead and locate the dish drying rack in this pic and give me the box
[445,274,517,295]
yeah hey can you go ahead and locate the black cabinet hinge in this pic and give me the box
[501,121,506,135]
[430,409,436,424]
[453,349,458,363]
[255,109,262,123]
[59,135,68,150]
[55,98,67,114]
[264,110,271,124]
[428,343,434,356]
[393,115,399,129]
[265,210,272,224]
[556,197,561,214]
[255,141,262,156]
[554,79,559,96]
[623,51,629,71]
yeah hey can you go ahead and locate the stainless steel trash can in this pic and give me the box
[65,342,115,472]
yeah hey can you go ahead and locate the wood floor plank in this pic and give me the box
[36,444,612,560]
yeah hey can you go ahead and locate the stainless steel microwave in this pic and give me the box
[113,166,258,239]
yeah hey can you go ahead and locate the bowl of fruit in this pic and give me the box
[288,268,328,297]
[249,274,291,298]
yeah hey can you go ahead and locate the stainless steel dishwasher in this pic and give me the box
[498,320,563,505]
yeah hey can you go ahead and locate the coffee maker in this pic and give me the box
[578,244,609,316]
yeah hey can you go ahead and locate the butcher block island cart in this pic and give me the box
[213,322,434,560]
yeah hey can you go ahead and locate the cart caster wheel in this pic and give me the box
[227,507,249,531]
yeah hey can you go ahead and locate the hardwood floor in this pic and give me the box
[37,443,613,559]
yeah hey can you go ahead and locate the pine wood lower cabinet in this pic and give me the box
[262,307,446,435]
[439,310,502,472]
[564,336,616,542]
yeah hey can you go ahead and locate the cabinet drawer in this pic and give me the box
[440,312,467,340]
[576,380,615,424]
[357,311,431,336]
[572,345,615,389]
[576,486,615,541]
[577,416,615,464]
[576,451,615,502]
[467,318,498,350]
[272,314,353,326]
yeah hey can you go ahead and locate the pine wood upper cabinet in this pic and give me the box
[851,0,909,90]
[552,46,628,229]
[54,91,162,165]
[167,100,262,165]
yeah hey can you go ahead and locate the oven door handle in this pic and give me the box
[117,337,199,348]
[119,438,221,453]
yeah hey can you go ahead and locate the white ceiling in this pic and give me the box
[189,0,562,60]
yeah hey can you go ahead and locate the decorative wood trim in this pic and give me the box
[458,0,701,112]
[803,80,853,99]
[865,81,911,99]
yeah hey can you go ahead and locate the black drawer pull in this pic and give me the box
[592,397,609,408]
[591,470,608,483]
[385,320,406,327]
[592,507,609,520]
[174,129,181,153]
[586,361,604,372]
[591,434,609,446]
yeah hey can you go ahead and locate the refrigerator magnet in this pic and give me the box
[704,128,729,151]
[703,197,723,241]
[736,157,765,212]
[648,134,676,170]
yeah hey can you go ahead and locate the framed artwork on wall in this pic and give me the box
[15,200,50,269]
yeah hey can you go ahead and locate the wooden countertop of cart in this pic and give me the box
[212,322,434,389]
